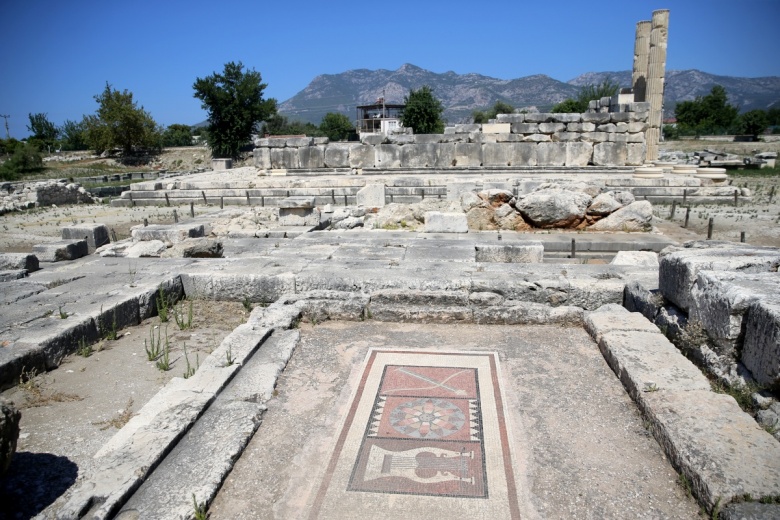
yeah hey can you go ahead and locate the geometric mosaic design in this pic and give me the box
[349,365,487,497]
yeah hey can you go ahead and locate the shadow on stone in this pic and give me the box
[0,452,78,519]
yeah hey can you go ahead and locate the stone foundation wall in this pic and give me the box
[254,102,650,170]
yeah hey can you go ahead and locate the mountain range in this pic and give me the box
[278,63,780,125]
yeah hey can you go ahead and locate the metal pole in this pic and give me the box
[190,201,194,218]
[684,207,691,228]
[143,218,148,227]
[740,231,746,243]
[165,193,170,206]
[670,200,677,220]
[246,191,250,205]
[571,238,576,259]
[682,189,687,206]
[707,217,714,240]
[220,196,224,209]
[769,186,775,203]
[201,191,207,205]
[173,209,179,223]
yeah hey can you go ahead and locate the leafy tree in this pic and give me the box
[27,113,59,150]
[0,142,43,180]
[83,82,162,155]
[401,85,445,134]
[738,109,768,139]
[552,79,620,113]
[674,85,739,135]
[261,114,320,136]
[766,107,780,127]
[162,124,194,147]
[59,119,88,151]
[319,112,354,141]
[472,101,515,124]
[193,61,276,159]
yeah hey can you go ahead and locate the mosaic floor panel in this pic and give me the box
[310,350,520,519]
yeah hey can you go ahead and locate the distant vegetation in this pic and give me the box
[472,101,515,124]
[666,85,780,139]
[400,86,445,134]
[551,80,620,113]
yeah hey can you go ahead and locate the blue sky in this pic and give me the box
[1,0,778,139]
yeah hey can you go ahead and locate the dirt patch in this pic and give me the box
[0,299,249,520]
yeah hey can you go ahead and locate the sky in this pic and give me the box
[1,0,779,139]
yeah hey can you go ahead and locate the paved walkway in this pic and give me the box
[209,322,699,519]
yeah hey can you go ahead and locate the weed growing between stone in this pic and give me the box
[224,345,234,367]
[174,300,193,330]
[712,381,761,414]
[145,325,163,361]
[155,336,171,372]
[94,398,135,430]
[182,343,198,379]
[17,366,81,408]
[58,306,68,319]
[157,287,170,322]
[77,337,93,358]
[241,297,253,312]
[192,494,208,520]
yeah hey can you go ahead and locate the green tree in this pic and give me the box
[319,113,354,141]
[59,119,88,151]
[27,113,59,150]
[552,79,620,113]
[738,109,768,139]
[0,142,43,180]
[401,85,445,134]
[472,101,515,124]
[675,85,739,135]
[261,114,320,136]
[162,124,194,147]
[83,83,162,155]
[193,61,276,159]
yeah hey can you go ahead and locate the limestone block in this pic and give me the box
[495,134,524,142]
[447,182,478,201]
[627,143,647,165]
[630,111,650,122]
[627,133,645,143]
[469,132,495,144]
[211,158,232,170]
[597,123,617,132]
[356,184,386,208]
[511,123,538,134]
[375,144,401,168]
[324,144,350,168]
[641,389,780,511]
[286,137,313,147]
[255,147,272,169]
[609,112,632,123]
[279,207,320,226]
[482,143,513,166]
[593,142,628,166]
[517,188,591,228]
[629,102,651,112]
[298,146,324,169]
[387,133,414,145]
[349,144,375,168]
[628,122,648,133]
[582,112,611,124]
[587,193,623,215]
[523,134,551,142]
[567,122,595,132]
[615,122,629,133]
[552,132,580,142]
[131,224,205,244]
[611,251,659,267]
[536,142,566,166]
[509,142,537,166]
[538,122,566,134]
[361,134,385,146]
[581,132,609,143]
[496,114,525,123]
[270,148,300,169]
[266,138,286,148]
[523,113,555,123]
[124,240,167,258]
[743,298,780,386]
[0,253,38,272]
[444,126,455,134]
[455,124,480,133]
[454,143,483,166]
[61,223,109,253]
[658,242,780,313]
[434,143,457,168]
[550,113,581,123]
[565,142,593,166]
[475,243,543,263]
[254,138,271,147]
[414,134,442,144]
[481,123,511,133]
[473,301,583,325]
[32,239,88,262]
[400,144,437,168]
[313,137,329,145]
[424,212,468,233]
[589,201,652,232]
[279,196,315,209]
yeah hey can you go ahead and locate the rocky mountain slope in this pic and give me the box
[278,64,780,125]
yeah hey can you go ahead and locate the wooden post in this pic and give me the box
[707,217,714,240]
[201,191,207,205]
[740,231,746,243]
[220,196,224,209]
[670,200,677,220]
[165,193,170,207]
[684,207,691,228]
[682,189,687,206]
[128,192,134,207]
[143,218,148,227]
[734,190,739,207]
[769,186,776,203]
[190,201,194,218]
[246,191,250,205]
[571,238,576,259]
[173,209,179,223]
[110,228,118,242]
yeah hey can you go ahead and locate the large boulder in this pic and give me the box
[589,200,653,232]
[587,193,623,216]
[1,398,21,478]
[477,189,515,207]
[517,188,591,228]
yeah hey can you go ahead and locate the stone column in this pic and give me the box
[632,20,651,102]
[645,9,669,162]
